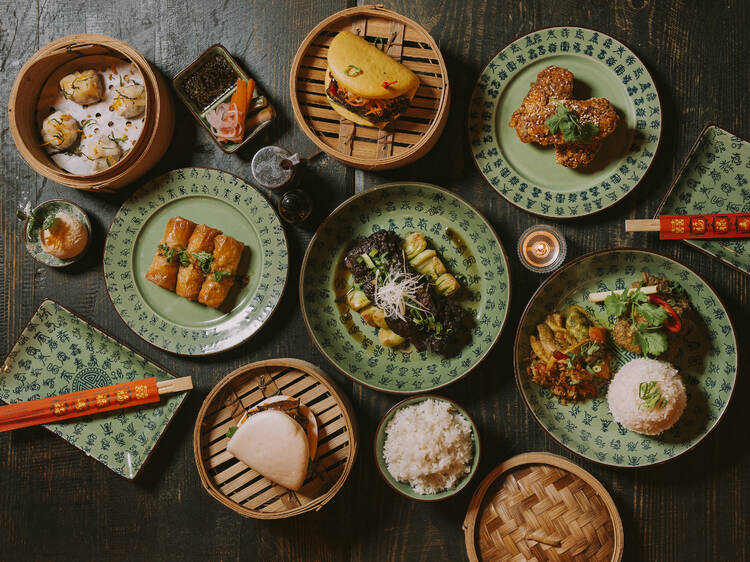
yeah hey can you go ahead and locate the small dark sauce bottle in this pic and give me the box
[278,189,312,224]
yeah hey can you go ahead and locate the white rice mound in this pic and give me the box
[607,358,687,436]
[383,399,474,495]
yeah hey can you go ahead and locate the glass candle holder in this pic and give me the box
[517,225,567,273]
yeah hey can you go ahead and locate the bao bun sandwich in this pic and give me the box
[325,31,420,128]
[226,395,318,491]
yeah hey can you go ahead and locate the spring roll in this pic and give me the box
[145,217,196,291]
[176,224,222,301]
[198,235,245,308]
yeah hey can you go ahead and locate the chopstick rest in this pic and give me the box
[0,376,192,432]
[626,213,750,239]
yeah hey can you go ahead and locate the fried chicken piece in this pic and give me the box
[555,142,601,168]
[509,66,574,145]
[509,65,620,168]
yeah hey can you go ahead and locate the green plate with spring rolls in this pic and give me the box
[103,168,288,355]
[300,182,511,394]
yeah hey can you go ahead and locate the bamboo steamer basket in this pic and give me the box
[8,34,174,193]
[193,359,358,519]
[463,453,624,562]
[290,5,450,171]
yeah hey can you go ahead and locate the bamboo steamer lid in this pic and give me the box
[463,453,624,562]
[7,34,174,193]
[290,5,450,170]
[193,359,358,519]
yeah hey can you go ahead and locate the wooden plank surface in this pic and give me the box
[0,1,749,561]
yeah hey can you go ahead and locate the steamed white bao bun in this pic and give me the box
[82,135,123,171]
[113,82,146,118]
[59,69,104,105]
[41,111,80,150]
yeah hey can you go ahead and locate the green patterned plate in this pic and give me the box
[300,182,511,394]
[23,199,92,267]
[104,168,288,355]
[514,249,737,467]
[0,299,188,479]
[658,124,750,275]
[469,26,662,218]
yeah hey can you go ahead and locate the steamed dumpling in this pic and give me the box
[41,111,80,150]
[59,70,104,105]
[113,83,146,118]
[82,135,123,171]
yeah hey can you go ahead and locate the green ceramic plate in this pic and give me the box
[374,395,480,501]
[469,26,662,218]
[300,182,510,393]
[23,199,91,267]
[0,299,188,479]
[514,249,738,467]
[658,124,750,276]
[104,168,288,355]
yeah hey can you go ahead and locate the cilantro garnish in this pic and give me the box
[546,103,600,143]
[213,270,232,282]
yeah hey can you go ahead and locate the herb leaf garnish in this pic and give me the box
[639,381,668,410]
[603,284,672,357]
[42,215,60,231]
[192,251,214,274]
[158,243,177,263]
[635,324,668,357]
[546,103,600,143]
[226,426,238,439]
[344,65,362,77]
[213,270,232,282]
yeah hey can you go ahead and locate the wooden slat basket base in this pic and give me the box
[193,359,358,519]
[290,5,449,170]
[463,453,624,562]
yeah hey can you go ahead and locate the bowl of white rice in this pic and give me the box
[374,395,480,501]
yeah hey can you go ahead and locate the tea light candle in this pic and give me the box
[517,225,567,273]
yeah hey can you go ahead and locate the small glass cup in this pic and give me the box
[517,225,567,273]
[251,145,299,190]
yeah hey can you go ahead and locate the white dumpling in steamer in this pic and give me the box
[113,82,146,118]
[82,135,123,171]
[41,111,81,150]
[59,70,104,105]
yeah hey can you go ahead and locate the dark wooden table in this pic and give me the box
[1,1,748,560]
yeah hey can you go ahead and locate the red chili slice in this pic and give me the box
[649,294,682,333]
[552,351,569,360]
[382,80,399,89]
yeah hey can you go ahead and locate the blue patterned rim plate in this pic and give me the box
[657,124,750,277]
[0,299,189,479]
[103,167,289,356]
[300,182,511,394]
[469,26,662,219]
[513,248,738,467]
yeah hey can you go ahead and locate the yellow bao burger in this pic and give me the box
[325,31,420,129]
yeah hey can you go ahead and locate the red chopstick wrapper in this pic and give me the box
[0,377,160,432]
[659,213,750,240]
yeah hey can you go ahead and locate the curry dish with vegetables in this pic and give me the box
[527,306,612,403]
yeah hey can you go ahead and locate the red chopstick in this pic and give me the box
[0,377,192,432]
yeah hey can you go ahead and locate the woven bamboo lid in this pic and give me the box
[463,453,624,562]
[289,5,450,170]
[193,358,358,519]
